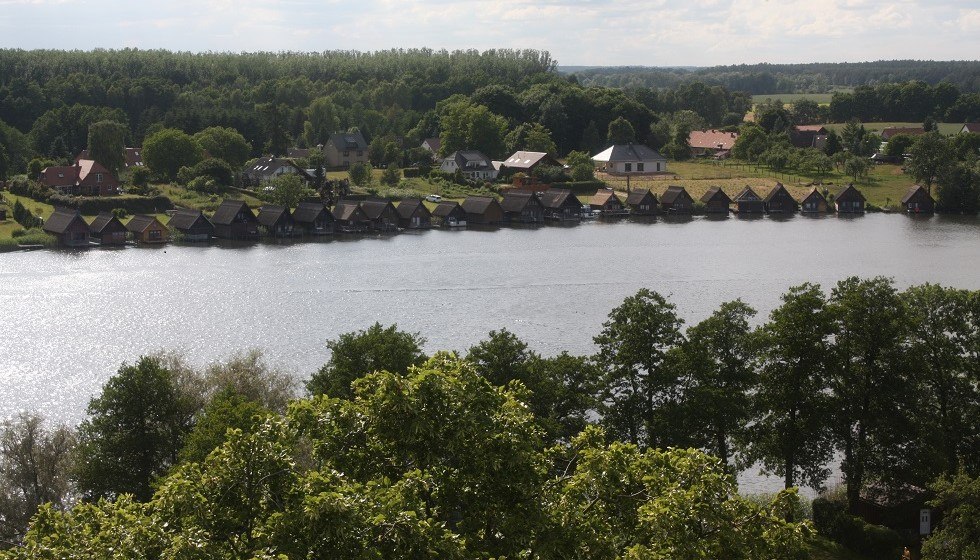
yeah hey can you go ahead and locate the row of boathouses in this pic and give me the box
[40,183,936,247]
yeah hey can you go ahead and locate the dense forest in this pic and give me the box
[1,278,979,559]
[571,60,980,94]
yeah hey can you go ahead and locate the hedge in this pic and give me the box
[812,497,903,559]
[50,195,175,214]
[550,180,608,195]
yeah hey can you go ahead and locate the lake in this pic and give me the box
[2,212,979,495]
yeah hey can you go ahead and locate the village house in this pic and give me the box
[89,212,128,245]
[440,150,498,181]
[499,151,562,173]
[332,201,371,233]
[257,205,297,237]
[732,186,765,214]
[801,188,829,214]
[292,202,334,235]
[324,131,370,168]
[76,147,144,169]
[500,191,544,224]
[40,160,119,196]
[245,157,312,186]
[660,186,694,213]
[287,147,312,159]
[396,199,432,229]
[126,215,169,244]
[625,190,658,216]
[538,189,584,221]
[960,123,980,134]
[431,201,468,228]
[167,209,214,241]
[359,198,400,232]
[880,127,926,140]
[590,189,627,216]
[43,209,90,247]
[835,184,867,214]
[592,143,667,174]
[764,183,799,213]
[700,187,732,214]
[688,130,738,158]
[212,199,260,239]
[461,196,504,225]
[790,125,828,150]
[901,185,935,214]
[421,137,441,157]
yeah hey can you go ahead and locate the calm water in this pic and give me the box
[2,213,979,494]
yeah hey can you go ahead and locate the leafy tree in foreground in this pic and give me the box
[305,322,426,398]
[677,299,757,473]
[74,356,196,502]
[177,389,271,465]
[745,283,835,490]
[0,414,75,548]
[347,161,372,186]
[921,470,980,560]
[595,289,685,448]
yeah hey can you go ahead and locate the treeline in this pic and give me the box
[572,60,980,94]
[2,278,979,558]
[828,82,980,123]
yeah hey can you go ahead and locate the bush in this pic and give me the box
[812,497,903,559]
[550,180,607,194]
[130,166,152,188]
[177,158,235,187]
[48,195,174,215]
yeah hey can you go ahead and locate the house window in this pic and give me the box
[357,150,363,156]
[625,163,632,172]
[656,162,661,171]
[96,173,103,183]
[637,163,644,172]
[343,151,350,156]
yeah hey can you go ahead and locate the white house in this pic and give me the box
[245,157,312,185]
[591,143,667,174]
[440,150,498,181]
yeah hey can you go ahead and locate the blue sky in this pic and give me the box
[0,0,977,66]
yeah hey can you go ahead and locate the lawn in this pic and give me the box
[158,184,264,213]
[752,93,836,106]
[821,121,963,136]
[599,159,917,209]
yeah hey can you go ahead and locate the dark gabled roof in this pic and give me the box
[625,189,656,205]
[293,202,330,223]
[538,189,582,209]
[734,186,762,202]
[446,150,495,172]
[287,147,310,159]
[327,130,368,151]
[396,199,429,219]
[43,209,87,234]
[590,190,622,206]
[901,185,934,204]
[764,183,795,203]
[461,196,500,214]
[332,201,365,221]
[212,199,254,225]
[257,205,291,227]
[836,184,866,203]
[360,198,396,219]
[89,212,125,233]
[168,209,213,231]
[500,191,538,212]
[700,186,731,204]
[592,143,666,163]
[802,188,827,204]
[125,214,166,234]
[431,201,463,217]
[660,186,691,204]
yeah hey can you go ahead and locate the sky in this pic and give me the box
[0,0,977,67]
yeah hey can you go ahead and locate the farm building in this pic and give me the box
[592,143,667,174]
[732,187,765,214]
[625,190,658,215]
[660,186,694,213]
[89,212,128,245]
[590,189,627,216]
[764,183,799,214]
[538,189,583,221]
[431,201,468,228]
[168,209,214,241]
[257,205,297,237]
[700,187,731,214]
[212,199,260,239]
[835,184,867,214]
[43,209,91,247]
[332,201,371,233]
[396,199,433,229]
[461,196,504,225]
[901,185,935,214]
[125,215,169,244]
[801,188,829,214]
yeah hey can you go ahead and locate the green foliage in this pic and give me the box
[922,470,980,560]
[607,116,636,145]
[935,160,980,214]
[86,120,128,174]
[380,162,400,187]
[595,289,685,448]
[844,156,870,182]
[565,149,596,181]
[74,356,196,501]
[176,157,234,187]
[11,199,38,229]
[129,165,151,187]
[505,122,557,155]
[438,99,509,158]
[143,128,202,182]
[347,161,372,186]
[306,322,426,398]
[192,126,252,169]
[812,497,903,559]
[908,132,952,187]
[267,173,314,208]
[178,389,270,464]
[884,133,916,157]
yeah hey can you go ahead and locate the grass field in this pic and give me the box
[821,121,963,136]
[600,159,917,209]
[752,93,835,106]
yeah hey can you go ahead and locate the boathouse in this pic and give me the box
[257,205,297,237]
[700,187,731,214]
[660,186,694,213]
[168,209,214,241]
[732,187,765,214]
[625,190,658,215]
[901,185,934,214]
[764,183,798,213]
[212,199,260,239]
[89,212,127,245]
[431,201,468,228]
[461,196,504,225]
[125,214,169,244]
[538,189,583,221]
[501,191,544,223]
[360,198,400,232]
[396,199,433,229]
[293,202,334,235]
[801,188,829,214]
[590,189,627,216]
[332,201,371,232]
[835,184,866,214]
[43,209,90,247]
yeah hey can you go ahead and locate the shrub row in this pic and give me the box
[51,195,175,215]
[812,497,903,559]
[550,180,608,194]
